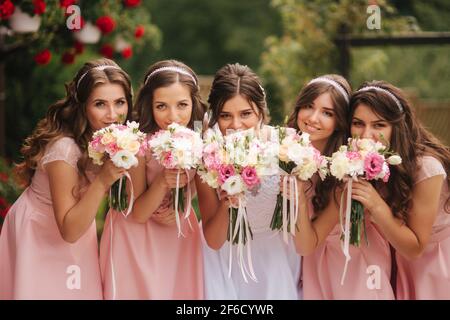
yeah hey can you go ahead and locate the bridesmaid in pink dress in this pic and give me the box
[0,58,133,299]
[288,75,395,299]
[349,81,450,300]
[100,60,206,299]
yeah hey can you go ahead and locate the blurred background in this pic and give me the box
[1,0,449,229]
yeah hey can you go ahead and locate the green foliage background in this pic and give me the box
[4,0,450,161]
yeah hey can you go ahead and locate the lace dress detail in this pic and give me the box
[40,137,81,169]
[245,175,280,234]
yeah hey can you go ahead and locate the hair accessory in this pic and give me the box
[145,66,197,86]
[308,77,349,104]
[258,84,266,99]
[76,65,122,89]
[357,86,403,112]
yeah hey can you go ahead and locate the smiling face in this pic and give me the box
[86,83,129,131]
[217,94,260,135]
[296,92,337,152]
[152,82,193,130]
[351,103,393,144]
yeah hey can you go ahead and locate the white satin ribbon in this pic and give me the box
[109,171,135,300]
[108,172,135,218]
[339,176,354,285]
[174,168,194,238]
[174,169,184,238]
[227,197,258,283]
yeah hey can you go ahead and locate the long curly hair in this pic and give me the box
[14,58,133,188]
[350,80,450,221]
[287,74,352,213]
[135,59,207,134]
[208,63,270,127]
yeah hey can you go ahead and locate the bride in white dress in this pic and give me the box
[195,63,301,300]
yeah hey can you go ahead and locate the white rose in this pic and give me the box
[348,158,365,176]
[221,175,245,196]
[293,161,317,181]
[126,121,139,130]
[387,155,402,165]
[200,171,219,189]
[287,144,303,164]
[111,150,138,169]
[330,154,350,180]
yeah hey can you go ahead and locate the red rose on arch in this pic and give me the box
[135,25,144,38]
[62,52,75,65]
[100,44,114,58]
[123,0,141,8]
[0,0,15,19]
[60,0,77,8]
[74,41,84,54]
[122,47,133,59]
[96,16,116,34]
[34,49,52,65]
[33,0,46,15]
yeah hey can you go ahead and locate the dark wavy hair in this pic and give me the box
[14,58,133,188]
[208,63,270,127]
[134,59,207,134]
[350,80,450,220]
[287,74,352,213]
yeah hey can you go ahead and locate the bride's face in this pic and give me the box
[217,94,260,135]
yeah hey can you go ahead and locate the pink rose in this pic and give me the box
[91,136,104,152]
[218,164,235,184]
[241,166,260,189]
[106,143,120,156]
[364,152,384,180]
[204,153,221,170]
[346,151,361,161]
[161,151,174,168]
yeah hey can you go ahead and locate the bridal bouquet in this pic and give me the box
[198,126,277,282]
[148,122,203,236]
[271,127,328,243]
[88,121,147,214]
[329,137,402,247]
[199,127,271,244]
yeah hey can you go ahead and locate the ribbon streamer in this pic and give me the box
[109,171,135,300]
[174,168,195,238]
[227,197,258,283]
[339,177,354,285]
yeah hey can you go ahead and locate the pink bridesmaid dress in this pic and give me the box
[99,150,204,300]
[0,137,102,300]
[396,156,450,300]
[302,178,395,299]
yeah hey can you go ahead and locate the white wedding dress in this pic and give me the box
[202,175,302,300]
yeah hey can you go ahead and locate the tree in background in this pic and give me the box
[352,0,450,101]
[260,0,418,124]
[144,0,282,74]
[1,0,161,159]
